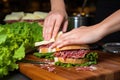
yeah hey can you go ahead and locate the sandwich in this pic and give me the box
[21,12,48,25]
[33,11,48,19]
[35,38,55,53]
[35,31,63,53]
[4,12,24,23]
[21,13,38,22]
[34,32,98,67]
[34,38,55,60]
[53,45,98,67]
[34,32,64,59]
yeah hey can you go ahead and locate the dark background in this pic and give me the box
[0,0,96,24]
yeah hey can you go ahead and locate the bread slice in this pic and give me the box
[35,38,55,47]
[38,44,89,53]
[35,31,89,53]
[38,47,56,53]
[54,57,88,64]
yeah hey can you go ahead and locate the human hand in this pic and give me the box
[51,24,105,48]
[43,10,68,41]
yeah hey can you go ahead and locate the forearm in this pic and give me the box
[50,0,66,11]
[98,9,120,36]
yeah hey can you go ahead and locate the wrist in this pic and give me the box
[94,23,108,39]
[50,0,66,11]
[97,21,118,40]
[98,22,114,36]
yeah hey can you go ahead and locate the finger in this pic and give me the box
[62,20,68,32]
[43,16,52,40]
[50,33,65,48]
[43,17,56,40]
[56,31,72,40]
[57,40,71,48]
[50,30,75,48]
[43,17,48,39]
[52,17,64,38]
[50,32,71,48]
[52,36,75,48]
[50,39,62,48]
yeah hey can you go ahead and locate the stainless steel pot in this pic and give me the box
[67,16,92,31]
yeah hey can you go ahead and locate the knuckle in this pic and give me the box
[56,14,63,18]
[47,30,52,34]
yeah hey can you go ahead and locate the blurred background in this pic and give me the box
[0,0,96,24]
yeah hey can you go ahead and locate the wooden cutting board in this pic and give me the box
[19,51,120,80]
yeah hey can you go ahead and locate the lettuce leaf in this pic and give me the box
[0,22,43,77]
[55,52,98,67]
[33,52,54,60]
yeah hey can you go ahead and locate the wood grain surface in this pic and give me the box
[19,51,120,80]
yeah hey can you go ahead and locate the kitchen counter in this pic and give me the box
[1,49,120,80]
[19,50,120,80]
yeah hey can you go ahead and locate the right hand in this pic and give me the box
[43,10,68,41]
[50,24,105,48]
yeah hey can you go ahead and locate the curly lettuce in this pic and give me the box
[0,22,43,77]
[55,52,98,67]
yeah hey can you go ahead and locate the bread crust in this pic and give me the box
[39,44,89,53]
[55,57,88,64]
[56,45,89,51]
[39,48,49,53]
[35,38,55,47]
[39,47,56,53]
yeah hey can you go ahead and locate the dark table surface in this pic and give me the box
[0,70,31,80]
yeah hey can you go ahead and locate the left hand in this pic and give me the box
[43,10,68,41]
